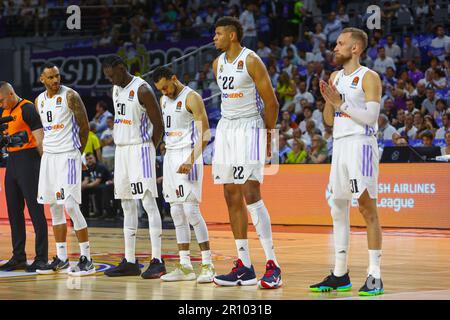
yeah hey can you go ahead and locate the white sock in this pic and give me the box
[235,239,251,267]
[124,227,136,263]
[334,246,348,277]
[142,194,162,262]
[179,250,191,266]
[332,199,350,277]
[368,250,382,278]
[79,241,91,260]
[122,199,138,264]
[247,200,278,265]
[149,227,162,261]
[260,238,279,266]
[56,242,67,261]
[201,250,212,265]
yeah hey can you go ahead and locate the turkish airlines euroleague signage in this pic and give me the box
[200,164,450,229]
[1,164,449,228]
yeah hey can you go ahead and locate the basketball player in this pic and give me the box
[309,28,384,296]
[35,62,95,276]
[211,17,282,289]
[102,56,166,279]
[152,66,215,283]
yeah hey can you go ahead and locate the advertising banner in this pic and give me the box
[1,164,449,228]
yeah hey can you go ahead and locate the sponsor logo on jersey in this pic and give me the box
[128,90,135,101]
[222,92,244,99]
[176,101,182,112]
[334,111,351,118]
[237,60,244,71]
[350,76,359,88]
[56,96,62,106]
[165,131,183,137]
[43,123,65,131]
[114,118,133,125]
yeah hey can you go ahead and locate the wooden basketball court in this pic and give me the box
[1,224,450,300]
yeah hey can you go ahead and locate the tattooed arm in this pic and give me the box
[66,89,89,152]
[138,83,164,147]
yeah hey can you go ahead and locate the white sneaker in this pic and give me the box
[197,264,216,283]
[160,263,196,282]
[67,256,96,277]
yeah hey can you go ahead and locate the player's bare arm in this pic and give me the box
[212,57,219,80]
[66,89,89,152]
[362,70,382,103]
[177,91,211,174]
[138,83,164,147]
[33,97,44,155]
[246,53,279,130]
[321,71,338,127]
[247,53,279,158]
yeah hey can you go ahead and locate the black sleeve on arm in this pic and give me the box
[21,103,43,131]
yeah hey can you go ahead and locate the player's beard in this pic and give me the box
[334,52,352,65]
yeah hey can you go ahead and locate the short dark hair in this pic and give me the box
[102,55,127,69]
[41,62,57,74]
[215,16,243,42]
[421,130,434,140]
[152,66,174,83]
[96,100,107,110]
[43,62,57,70]
[85,152,95,158]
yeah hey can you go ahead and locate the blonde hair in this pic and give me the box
[341,27,368,51]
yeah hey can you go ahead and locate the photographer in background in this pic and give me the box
[0,81,48,272]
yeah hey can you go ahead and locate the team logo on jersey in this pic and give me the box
[237,60,244,71]
[219,65,223,73]
[350,76,359,88]
[56,188,65,201]
[162,102,166,109]
[56,97,62,106]
[128,90,135,101]
[176,101,182,112]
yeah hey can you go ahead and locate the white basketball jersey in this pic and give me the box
[37,85,81,154]
[161,86,198,150]
[332,66,378,139]
[112,76,154,146]
[217,47,264,119]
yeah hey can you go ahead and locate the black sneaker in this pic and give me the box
[104,258,141,277]
[26,259,48,273]
[141,258,166,279]
[310,271,352,292]
[0,257,27,271]
[359,275,384,296]
[68,256,96,277]
[36,256,70,275]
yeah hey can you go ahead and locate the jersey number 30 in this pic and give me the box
[117,103,126,115]
[131,182,144,195]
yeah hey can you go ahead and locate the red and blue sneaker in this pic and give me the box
[258,260,283,289]
[213,259,257,286]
